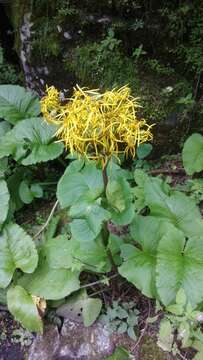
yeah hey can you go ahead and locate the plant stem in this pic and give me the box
[34,200,59,239]
[102,162,118,298]
[81,274,118,289]
[102,163,108,191]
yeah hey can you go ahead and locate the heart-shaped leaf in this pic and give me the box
[0,223,38,288]
[0,118,64,164]
[106,177,134,225]
[182,133,203,175]
[119,216,163,298]
[19,262,80,300]
[157,223,203,306]
[7,285,43,333]
[0,85,40,124]
[57,163,103,209]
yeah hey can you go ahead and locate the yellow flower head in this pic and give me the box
[41,85,153,164]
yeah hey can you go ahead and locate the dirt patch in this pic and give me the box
[0,311,34,360]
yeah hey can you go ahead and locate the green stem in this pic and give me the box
[102,163,108,191]
[102,163,118,278]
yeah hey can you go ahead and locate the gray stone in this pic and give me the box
[28,319,135,360]
[28,325,60,360]
[63,32,72,40]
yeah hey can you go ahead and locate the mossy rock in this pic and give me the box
[140,336,172,360]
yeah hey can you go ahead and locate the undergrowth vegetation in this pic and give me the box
[9,0,201,132]
[0,84,203,359]
[0,46,20,85]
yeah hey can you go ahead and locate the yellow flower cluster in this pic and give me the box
[41,85,153,163]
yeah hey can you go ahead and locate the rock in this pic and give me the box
[139,336,173,360]
[28,325,60,360]
[63,32,72,40]
[28,319,135,360]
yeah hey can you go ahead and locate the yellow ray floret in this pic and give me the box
[41,84,153,163]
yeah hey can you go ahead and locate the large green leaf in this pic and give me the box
[0,118,64,164]
[133,169,171,212]
[19,261,80,300]
[182,133,203,175]
[0,85,40,124]
[57,173,90,209]
[106,177,134,225]
[144,178,203,237]
[57,163,104,208]
[65,159,85,175]
[0,130,21,159]
[7,168,24,211]
[42,235,74,269]
[69,236,111,273]
[0,121,10,138]
[137,143,153,159]
[0,158,8,178]
[107,161,132,181]
[7,286,43,333]
[106,178,126,212]
[0,223,38,288]
[119,216,163,298]
[70,201,110,242]
[14,117,64,164]
[0,179,10,228]
[157,223,203,306]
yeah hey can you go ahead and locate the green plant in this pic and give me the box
[177,93,195,108]
[182,133,203,175]
[146,59,174,76]
[66,30,137,90]
[0,46,20,85]
[19,181,43,205]
[188,179,203,204]
[133,142,154,171]
[100,300,139,340]
[132,44,147,63]
[1,141,203,334]
[0,81,202,360]
[177,179,203,205]
[160,1,203,77]
[119,169,203,305]
[105,346,133,359]
[157,289,203,359]
[0,85,64,211]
